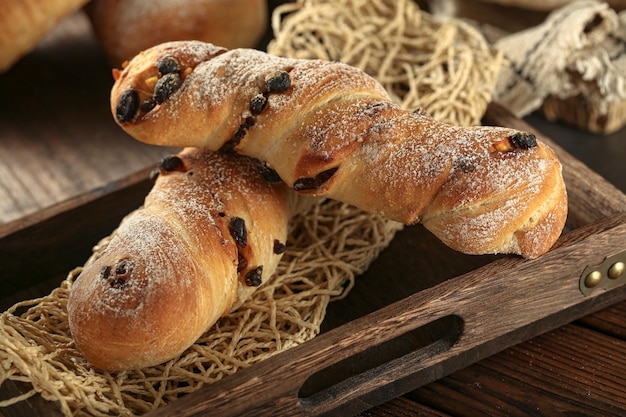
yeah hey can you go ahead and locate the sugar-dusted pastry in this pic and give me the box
[110,41,568,259]
[68,148,304,370]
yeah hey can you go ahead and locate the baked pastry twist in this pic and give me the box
[68,148,303,370]
[110,41,568,259]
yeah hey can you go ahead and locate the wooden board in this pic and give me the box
[0,11,178,225]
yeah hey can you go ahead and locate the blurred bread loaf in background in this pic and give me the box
[87,0,268,66]
[0,0,90,72]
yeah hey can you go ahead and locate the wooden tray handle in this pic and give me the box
[147,214,626,417]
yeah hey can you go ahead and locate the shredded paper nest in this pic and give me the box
[1,200,401,416]
[269,0,504,126]
[0,0,503,415]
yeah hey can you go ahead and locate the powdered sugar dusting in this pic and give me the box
[169,48,298,119]
[254,93,560,255]
[118,41,565,257]
[67,150,299,368]
[73,211,200,324]
[70,151,287,326]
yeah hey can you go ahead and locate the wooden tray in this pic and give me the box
[1,6,626,416]
[1,102,625,417]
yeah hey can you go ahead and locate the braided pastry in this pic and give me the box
[110,41,568,259]
[68,148,303,370]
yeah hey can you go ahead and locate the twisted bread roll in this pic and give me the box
[68,148,303,370]
[110,41,568,259]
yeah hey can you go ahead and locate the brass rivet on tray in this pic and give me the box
[584,270,602,288]
[608,262,625,280]
[580,250,626,296]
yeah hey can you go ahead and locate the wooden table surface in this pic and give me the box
[1,9,626,417]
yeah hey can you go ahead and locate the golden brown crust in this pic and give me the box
[0,0,89,72]
[421,137,568,258]
[87,0,268,67]
[67,149,298,370]
[110,41,568,259]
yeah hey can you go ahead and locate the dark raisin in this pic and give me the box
[455,159,475,173]
[273,240,286,254]
[115,260,132,276]
[220,140,237,154]
[509,132,537,149]
[233,127,247,144]
[257,162,282,183]
[223,117,255,152]
[293,167,338,191]
[250,94,267,114]
[110,278,126,289]
[99,265,112,280]
[141,97,157,113]
[159,155,185,173]
[156,56,180,75]
[317,167,338,183]
[266,70,291,93]
[293,177,315,191]
[229,217,247,248]
[237,252,248,272]
[116,89,139,123]
[154,72,182,104]
[242,116,255,129]
[106,260,132,288]
[245,266,263,286]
